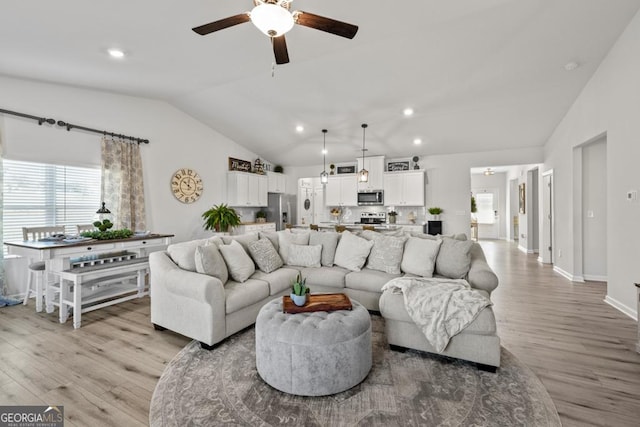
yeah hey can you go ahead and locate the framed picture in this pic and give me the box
[387,160,410,171]
[228,157,252,172]
[519,183,526,214]
[337,165,356,174]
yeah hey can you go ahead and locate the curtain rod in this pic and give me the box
[0,107,150,145]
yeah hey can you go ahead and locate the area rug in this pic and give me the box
[150,317,561,426]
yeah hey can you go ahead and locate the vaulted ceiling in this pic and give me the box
[1,0,639,166]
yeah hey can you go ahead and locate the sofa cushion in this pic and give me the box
[333,231,374,272]
[300,266,349,289]
[401,237,442,277]
[363,233,408,275]
[435,237,474,279]
[251,267,300,295]
[259,230,280,252]
[224,278,270,314]
[222,233,259,252]
[410,232,467,241]
[247,238,283,274]
[379,290,496,335]
[286,243,322,268]
[309,231,340,267]
[345,268,402,293]
[167,237,223,271]
[277,230,310,262]
[219,240,255,283]
[194,244,229,284]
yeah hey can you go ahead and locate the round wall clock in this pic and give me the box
[171,168,203,204]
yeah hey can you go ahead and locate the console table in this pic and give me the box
[4,233,173,314]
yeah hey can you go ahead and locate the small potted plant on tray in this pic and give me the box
[256,210,267,223]
[290,273,310,306]
[428,207,443,220]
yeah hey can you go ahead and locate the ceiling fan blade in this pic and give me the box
[294,11,358,39]
[192,13,250,35]
[272,35,290,65]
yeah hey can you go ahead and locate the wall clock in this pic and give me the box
[171,168,203,204]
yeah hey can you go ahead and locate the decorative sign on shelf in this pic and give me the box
[337,165,356,174]
[387,160,410,171]
[228,157,252,172]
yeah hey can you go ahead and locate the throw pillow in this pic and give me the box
[219,240,255,283]
[247,238,283,274]
[167,238,210,272]
[277,230,310,262]
[365,233,408,274]
[287,244,322,268]
[259,230,279,252]
[401,237,442,277]
[221,233,259,252]
[194,244,229,284]
[309,231,340,267]
[435,237,474,279]
[333,231,374,272]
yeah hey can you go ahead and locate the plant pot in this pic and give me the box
[290,293,307,307]
[389,216,396,224]
[256,218,266,223]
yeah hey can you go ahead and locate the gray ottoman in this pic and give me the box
[255,298,372,396]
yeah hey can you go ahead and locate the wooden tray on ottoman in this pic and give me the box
[283,293,352,314]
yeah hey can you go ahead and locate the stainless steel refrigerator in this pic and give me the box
[267,193,297,231]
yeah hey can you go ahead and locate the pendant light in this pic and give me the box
[358,123,369,183]
[320,129,329,184]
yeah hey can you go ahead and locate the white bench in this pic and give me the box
[55,257,149,329]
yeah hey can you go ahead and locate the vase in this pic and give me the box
[290,293,307,307]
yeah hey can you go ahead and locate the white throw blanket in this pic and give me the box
[382,277,492,353]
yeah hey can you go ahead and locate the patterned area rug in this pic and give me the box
[150,317,561,426]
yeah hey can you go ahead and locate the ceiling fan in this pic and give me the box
[192,0,358,65]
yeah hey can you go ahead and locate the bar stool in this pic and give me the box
[362,225,376,231]
[22,226,66,312]
[310,224,319,231]
[335,225,346,233]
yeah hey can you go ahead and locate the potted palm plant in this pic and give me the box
[202,204,242,233]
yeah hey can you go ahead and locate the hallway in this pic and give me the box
[482,240,640,427]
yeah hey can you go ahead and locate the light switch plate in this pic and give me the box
[627,190,638,201]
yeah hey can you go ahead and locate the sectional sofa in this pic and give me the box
[149,229,500,368]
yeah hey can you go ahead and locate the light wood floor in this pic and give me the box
[1,240,639,426]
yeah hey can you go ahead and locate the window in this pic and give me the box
[3,159,101,251]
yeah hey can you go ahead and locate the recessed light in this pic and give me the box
[564,61,579,71]
[322,149,328,155]
[295,125,304,133]
[403,108,414,117]
[413,138,422,145]
[108,48,125,59]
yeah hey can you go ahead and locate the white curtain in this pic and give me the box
[101,137,146,231]
[0,131,5,296]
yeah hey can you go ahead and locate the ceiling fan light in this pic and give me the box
[250,3,294,37]
[484,168,494,176]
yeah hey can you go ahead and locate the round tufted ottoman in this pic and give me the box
[255,298,372,396]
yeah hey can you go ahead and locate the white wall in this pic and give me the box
[543,10,640,318]
[0,75,265,243]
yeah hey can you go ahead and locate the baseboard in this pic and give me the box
[517,245,534,254]
[583,274,608,282]
[604,295,637,321]
[553,266,585,282]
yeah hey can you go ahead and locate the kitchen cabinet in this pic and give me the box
[325,175,357,206]
[357,155,385,191]
[227,171,268,207]
[383,171,425,206]
[231,222,276,235]
[267,171,286,193]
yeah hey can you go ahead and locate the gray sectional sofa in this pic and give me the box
[149,229,501,368]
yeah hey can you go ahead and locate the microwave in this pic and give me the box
[357,190,384,206]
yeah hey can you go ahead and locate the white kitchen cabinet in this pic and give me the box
[231,222,276,235]
[326,175,357,206]
[383,171,425,206]
[357,155,385,191]
[267,171,287,193]
[227,171,268,207]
